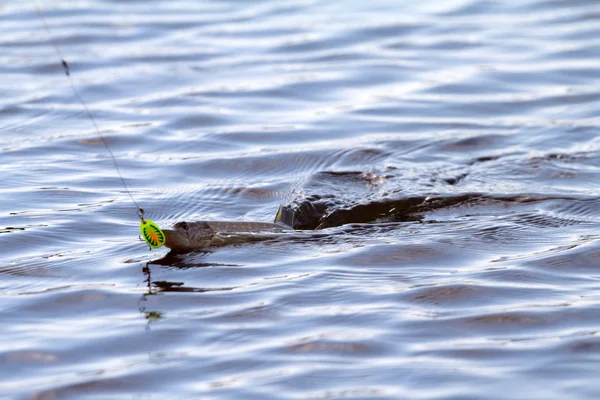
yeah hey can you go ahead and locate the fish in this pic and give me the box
[162,205,295,253]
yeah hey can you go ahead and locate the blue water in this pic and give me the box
[1,1,600,399]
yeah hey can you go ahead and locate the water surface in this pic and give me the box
[1,1,600,399]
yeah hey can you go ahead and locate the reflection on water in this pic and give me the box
[2,0,600,399]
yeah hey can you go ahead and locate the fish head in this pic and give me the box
[162,222,192,253]
[163,221,214,253]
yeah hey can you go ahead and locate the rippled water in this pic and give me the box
[2,1,600,398]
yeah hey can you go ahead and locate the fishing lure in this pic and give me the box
[140,219,166,249]
[36,5,163,250]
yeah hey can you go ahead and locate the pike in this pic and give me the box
[162,205,295,253]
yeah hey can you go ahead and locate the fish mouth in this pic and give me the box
[162,229,191,253]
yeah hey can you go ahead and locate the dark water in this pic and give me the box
[2,1,600,398]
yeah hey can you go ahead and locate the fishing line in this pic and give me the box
[35,4,166,249]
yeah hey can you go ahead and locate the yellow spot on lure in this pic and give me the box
[140,220,166,248]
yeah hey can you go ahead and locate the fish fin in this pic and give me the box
[274,205,295,228]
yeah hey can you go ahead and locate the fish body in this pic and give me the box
[163,220,289,253]
[162,206,295,253]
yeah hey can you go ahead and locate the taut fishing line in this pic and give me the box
[35,4,166,249]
